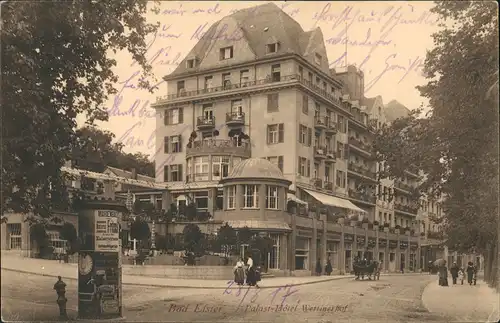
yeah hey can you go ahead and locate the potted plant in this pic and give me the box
[383,223,390,232]
[361,218,370,229]
[373,221,380,231]
[349,215,359,227]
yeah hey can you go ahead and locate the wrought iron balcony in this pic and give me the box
[347,163,377,180]
[314,116,327,130]
[324,181,333,191]
[394,203,419,215]
[348,137,372,155]
[325,119,337,135]
[225,112,245,127]
[314,146,327,159]
[325,150,336,163]
[311,178,323,188]
[196,116,215,131]
[348,189,376,204]
[394,180,414,192]
[186,139,251,158]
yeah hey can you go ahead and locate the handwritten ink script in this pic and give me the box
[223,281,299,308]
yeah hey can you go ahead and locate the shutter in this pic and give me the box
[306,160,311,177]
[164,110,169,125]
[164,136,169,153]
[164,165,169,182]
[178,135,182,152]
[266,126,270,144]
[178,164,183,182]
[178,108,184,123]
[278,156,284,172]
[307,128,312,146]
[298,157,301,175]
[278,124,284,143]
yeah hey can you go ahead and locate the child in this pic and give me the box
[458,267,465,285]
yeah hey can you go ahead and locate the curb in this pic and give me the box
[1,267,423,290]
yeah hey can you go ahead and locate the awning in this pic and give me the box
[226,220,291,231]
[287,193,308,205]
[302,188,367,213]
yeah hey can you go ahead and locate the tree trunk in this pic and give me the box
[489,241,498,288]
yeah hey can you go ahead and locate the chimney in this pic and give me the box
[131,168,137,180]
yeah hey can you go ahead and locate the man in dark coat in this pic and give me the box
[315,258,322,276]
[450,262,459,284]
[325,258,333,276]
[466,262,475,285]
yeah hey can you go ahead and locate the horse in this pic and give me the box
[354,259,379,280]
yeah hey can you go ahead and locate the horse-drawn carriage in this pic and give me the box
[353,258,381,280]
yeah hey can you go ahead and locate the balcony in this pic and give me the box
[348,189,376,205]
[225,112,245,127]
[325,151,336,163]
[186,139,251,158]
[325,121,337,135]
[154,74,348,114]
[394,203,419,215]
[347,163,377,181]
[394,180,414,193]
[314,116,327,130]
[324,181,333,191]
[314,146,327,159]
[196,116,215,131]
[348,137,372,156]
[311,178,323,189]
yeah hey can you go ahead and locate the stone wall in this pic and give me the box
[122,265,235,279]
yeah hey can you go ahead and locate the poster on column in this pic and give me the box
[95,210,120,252]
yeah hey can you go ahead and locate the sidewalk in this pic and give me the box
[422,278,499,322]
[1,253,421,289]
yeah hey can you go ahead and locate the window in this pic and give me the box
[314,163,319,178]
[243,185,259,208]
[195,191,208,209]
[186,59,196,68]
[314,134,319,148]
[204,76,213,89]
[266,42,280,53]
[302,95,308,114]
[308,72,313,83]
[240,70,250,85]
[326,137,332,152]
[220,46,233,60]
[299,125,307,144]
[266,156,284,172]
[212,156,230,180]
[231,99,243,115]
[177,81,185,94]
[325,164,330,182]
[216,189,223,210]
[323,81,327,91]
[266,186,279,209]
[227,186,235,209]
[7,224,21,250]
[383,186,388,201]
[337,142,344,159]
[164,107,184,125]
[336,170,346,188]
[194,156,209,181]
[267,93,279,112]
[298,157,310,177]
[298,66,303,80]
[308,128,312,146]
[269,234,280,269]
[314,53,322,65]
[164,135,181,153]
[338,115,346,133]
[267,123,284,144]
[222,73,231,88]
[315,102,320,118]
[271,64,281,82]
[169,164,183,182]
[203,104,214,120]
[48,230,67,254]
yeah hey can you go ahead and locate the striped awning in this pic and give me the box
[287,193,308,205]
[225,220,291,231]
[302,188,366,213]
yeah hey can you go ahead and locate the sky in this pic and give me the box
[75,1,439,159]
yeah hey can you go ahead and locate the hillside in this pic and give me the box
[384,100,411,122]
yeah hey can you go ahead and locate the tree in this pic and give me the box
[216,223,237,257]
[130,217,151,249]
[184,202,198,221]
[237,227,253,246]
[1,1,159,221]
[30,223,50,258]
[182,223,203,255]
[374,1,499,286]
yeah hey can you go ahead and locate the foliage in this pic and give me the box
[59,222,78,254]
[216,223,237,256]
[1,1,159,221]
[184,202,198,221]
[130,217,151,242]
[374,1,499,260]
[237,226,253,245]
[154,234,167,251]
[72,126,154,176]
[182,223,204,254]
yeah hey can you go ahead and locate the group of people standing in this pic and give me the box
[233,255,261,287]
[438,261,477,287]
[315,257,333,276]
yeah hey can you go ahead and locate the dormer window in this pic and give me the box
[314,53,322,65]
[266,42,280,54]
[186,58,197,69]
[219,46,233,60]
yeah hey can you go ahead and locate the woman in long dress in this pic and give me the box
[246,255,256,286]
[438,263,449,286]
[234,258,245,286]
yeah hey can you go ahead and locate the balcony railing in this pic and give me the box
[314,116,327,129]
[324,181,333,191]
[325,120,337,134]
[314,146,327,159]
[196,116,216,129]
[394,203,419,215]
[347,163,377,180]
[394,180,414,192]
[225,112,245,125]
[311,178,323,188]
[325,150,336,161]
[348,189,376,204]
[348,137,372,153]
[186,139,251,158]
[154,74,348,113]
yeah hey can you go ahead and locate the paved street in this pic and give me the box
[2,269,457,322]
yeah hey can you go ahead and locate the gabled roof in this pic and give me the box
[169,3,321,77]
[104,166,155,183]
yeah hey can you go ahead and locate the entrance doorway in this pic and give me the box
[400,254,406,272]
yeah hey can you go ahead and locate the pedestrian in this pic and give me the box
[438,262,449,287]
[246,255,256,286]
[315,258,322,276]
[53,276,68,318]
[325,258,333,276]
[473,263,478,285]
[458,267,465,285]
[450,262,459,285]
[233,258,245,286]
[466,261,475,285]
[400,261,404,274]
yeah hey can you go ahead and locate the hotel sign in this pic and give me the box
[95,210,120,252]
